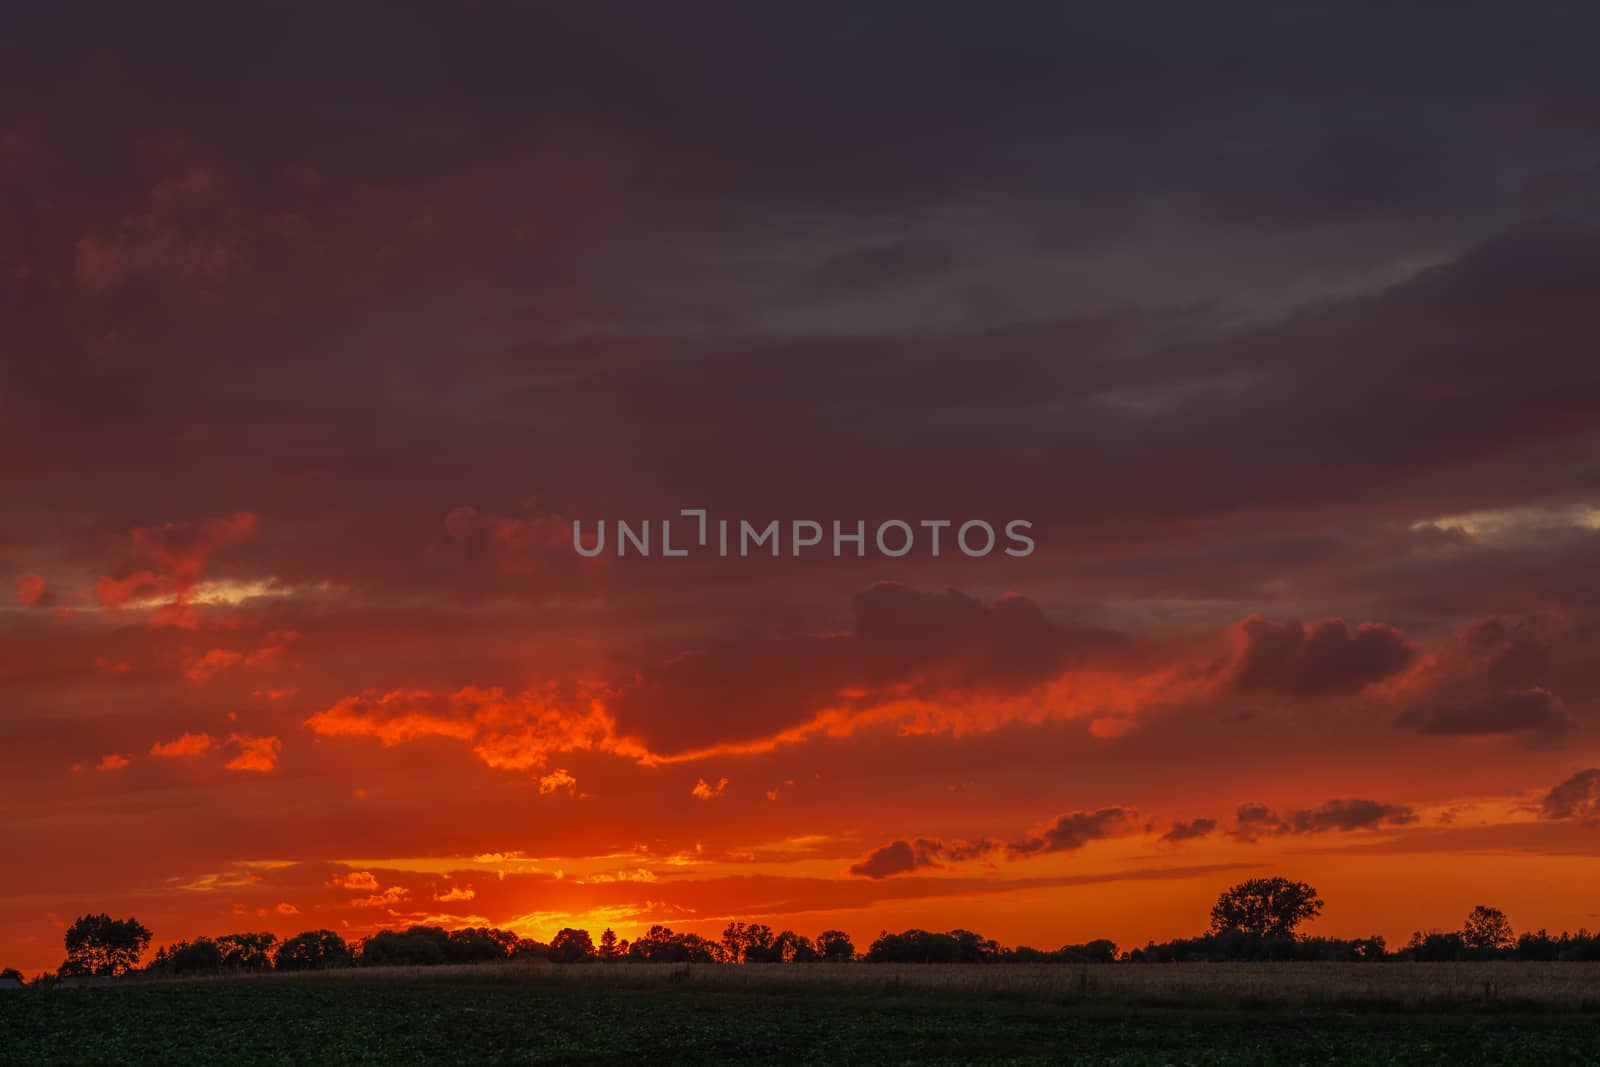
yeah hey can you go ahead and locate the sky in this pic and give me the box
[5,2,1600,973]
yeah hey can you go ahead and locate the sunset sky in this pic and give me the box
[5,4,1600,974]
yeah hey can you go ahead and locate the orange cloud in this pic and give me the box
[328,871,381,891]
[149,732,214,758]
[435,885,476,902]
[224,734,281,773]
[691,776,729,800]
[97,753,131,772]
[538,768,578,796]
[304,686,649,774]
[351,886,410,908]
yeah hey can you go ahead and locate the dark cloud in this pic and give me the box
[1233,798,1417,840]
[1227,616,1418,695]
[1160,818,1218,844]
[848,840,923,879]
[1540,769,1600,823]
[846,837,997,880]
[1009,808,1135,857]
[852,583,1126,693]
[611,583,1126,752]
[1395,615,1582,747]
[849,807,1137,878]
[1399,687,1572,739]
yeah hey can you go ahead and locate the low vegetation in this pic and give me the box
[5,965,1600,1065]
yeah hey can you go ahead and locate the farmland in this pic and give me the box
[5,962,1600,1064]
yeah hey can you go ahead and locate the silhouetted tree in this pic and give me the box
[673,933,724,963]
[865,928,1002,963]
[361,926,451,967]
[548,928,596,963]
[816,930,855,962]
[61,913,152,976]
[597,928,621,960]
[1403,930,1465,962]
[626,925,723,963]
[773,931,820,962]
[1462,905,1514,952]
[444,927,517,963]
[216,932,277,972]
[151,938,224,976]
[274,930,353,971]
[1514,928,1600,962]
[721,921,777,963]
[1209,878,1323,939]
[1,967,23,983]
[511,937,551,960]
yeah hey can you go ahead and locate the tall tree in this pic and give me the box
[1462,905,1514,951]
[61,914,152,977]
[1208,878,1323,939]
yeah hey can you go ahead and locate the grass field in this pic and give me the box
[6,962,1600,1065]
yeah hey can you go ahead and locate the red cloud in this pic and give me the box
[182,631,296,681]
[16,573,46,606]
[95,511,257,626]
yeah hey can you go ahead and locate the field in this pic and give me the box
[5,962,1600,1065]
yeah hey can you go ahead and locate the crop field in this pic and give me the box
[5,963,1600,1065]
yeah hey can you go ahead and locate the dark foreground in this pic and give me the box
[4,974,1600,1066]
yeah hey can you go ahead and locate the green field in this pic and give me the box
[5,964,1600,1065]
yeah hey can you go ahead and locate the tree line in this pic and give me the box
[9,877,1600,984]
